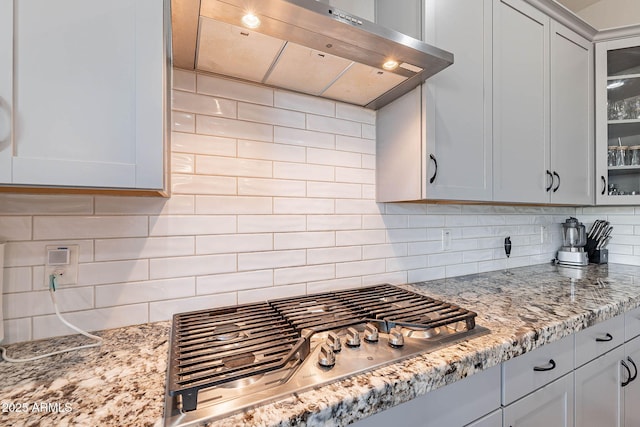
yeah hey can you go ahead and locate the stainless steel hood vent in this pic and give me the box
[171,0,454,110]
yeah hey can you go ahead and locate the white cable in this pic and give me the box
[0,276,103,363]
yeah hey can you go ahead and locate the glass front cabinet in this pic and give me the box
[596,36,640,204]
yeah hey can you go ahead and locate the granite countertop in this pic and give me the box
[2,262,640,427]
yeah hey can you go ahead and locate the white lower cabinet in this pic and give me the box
[575,346,624,427]
[468,409,502,427]
[352,365,501,427]
[624,336,640,426]
[354,311,640,427]
[502,373,574,427]
[501,334,574,427]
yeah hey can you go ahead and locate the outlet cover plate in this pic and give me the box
[44,245,79,287]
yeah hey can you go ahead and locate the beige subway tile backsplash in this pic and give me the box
[274,90,335,117]
[0,69,596,344]
[238,102,306,128]
[33,216,148,240]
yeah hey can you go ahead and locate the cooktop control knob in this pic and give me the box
[327,331,342,352]
[364,323,379,343]
[345,327,361,347]
[388,327,405,348]
[318,344,336,368]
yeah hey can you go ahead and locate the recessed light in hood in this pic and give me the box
[240,13,260,29]
[171,0,454,109]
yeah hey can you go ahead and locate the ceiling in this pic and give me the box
[555,0,601,12]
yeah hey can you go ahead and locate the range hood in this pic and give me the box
[171,0,454,110]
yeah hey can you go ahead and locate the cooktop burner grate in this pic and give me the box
[333,284,477,331]
[168,302,307,412]
[167,284,479,413]
[268,293,369,332]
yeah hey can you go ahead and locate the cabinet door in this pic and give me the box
[423,0,493,201]
[493,0,550,203]
[575,345,624,427]
[549,22,593,205]
[624,336,640,426]
[502,373,573,427]
[2,0,165,190]
[0,0,12,183]
[595,36,640,205]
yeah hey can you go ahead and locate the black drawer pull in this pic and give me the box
[596,333,613,342]
[628,356,638,382]
[546,170,553,192]
[553,171,560,192]
[622,360,632,387]
[533,359,556,372]
[429,154,438,184]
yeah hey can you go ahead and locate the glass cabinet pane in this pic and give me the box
[607,77,640,120]
[608,46,640,76]
[606,46,640,196]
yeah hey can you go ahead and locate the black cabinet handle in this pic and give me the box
[429,154,438,184]
[546,170,553,192]
[622,360,632,387]
[596,333,613,342]
[601,176,606,195]
[533,359,556,372]
[553,172,560,192]
[628,356,638,382]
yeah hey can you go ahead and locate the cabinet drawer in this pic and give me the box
[502,334,574,405]
[625,306,640,342]
[575,315,624,368]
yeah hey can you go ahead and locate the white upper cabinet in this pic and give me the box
[376,0,493,203]
[377,0,593,205]
[493,0,593,205]
[424,0,493,201]
[0,0,167,194]
[0,0,12,176]
[493,0,550,204]
[550,22,593,205]
[595,35,640,204]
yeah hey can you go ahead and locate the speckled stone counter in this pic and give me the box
[2,263,640,427]
[0,322,170,427]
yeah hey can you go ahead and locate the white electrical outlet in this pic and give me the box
[442,229,452,251]
[44,245,79,287]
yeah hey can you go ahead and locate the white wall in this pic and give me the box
[0,69,630,345]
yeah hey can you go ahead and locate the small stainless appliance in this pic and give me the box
[557,217,588,266]
[163,284,488,426]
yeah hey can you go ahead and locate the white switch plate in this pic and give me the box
[44,245,79,287]
[540,225,550,244]
[442,229,452,251]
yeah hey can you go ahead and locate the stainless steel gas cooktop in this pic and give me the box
[163,284,489,426]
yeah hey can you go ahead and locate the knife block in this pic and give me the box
[589,249,608,264]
